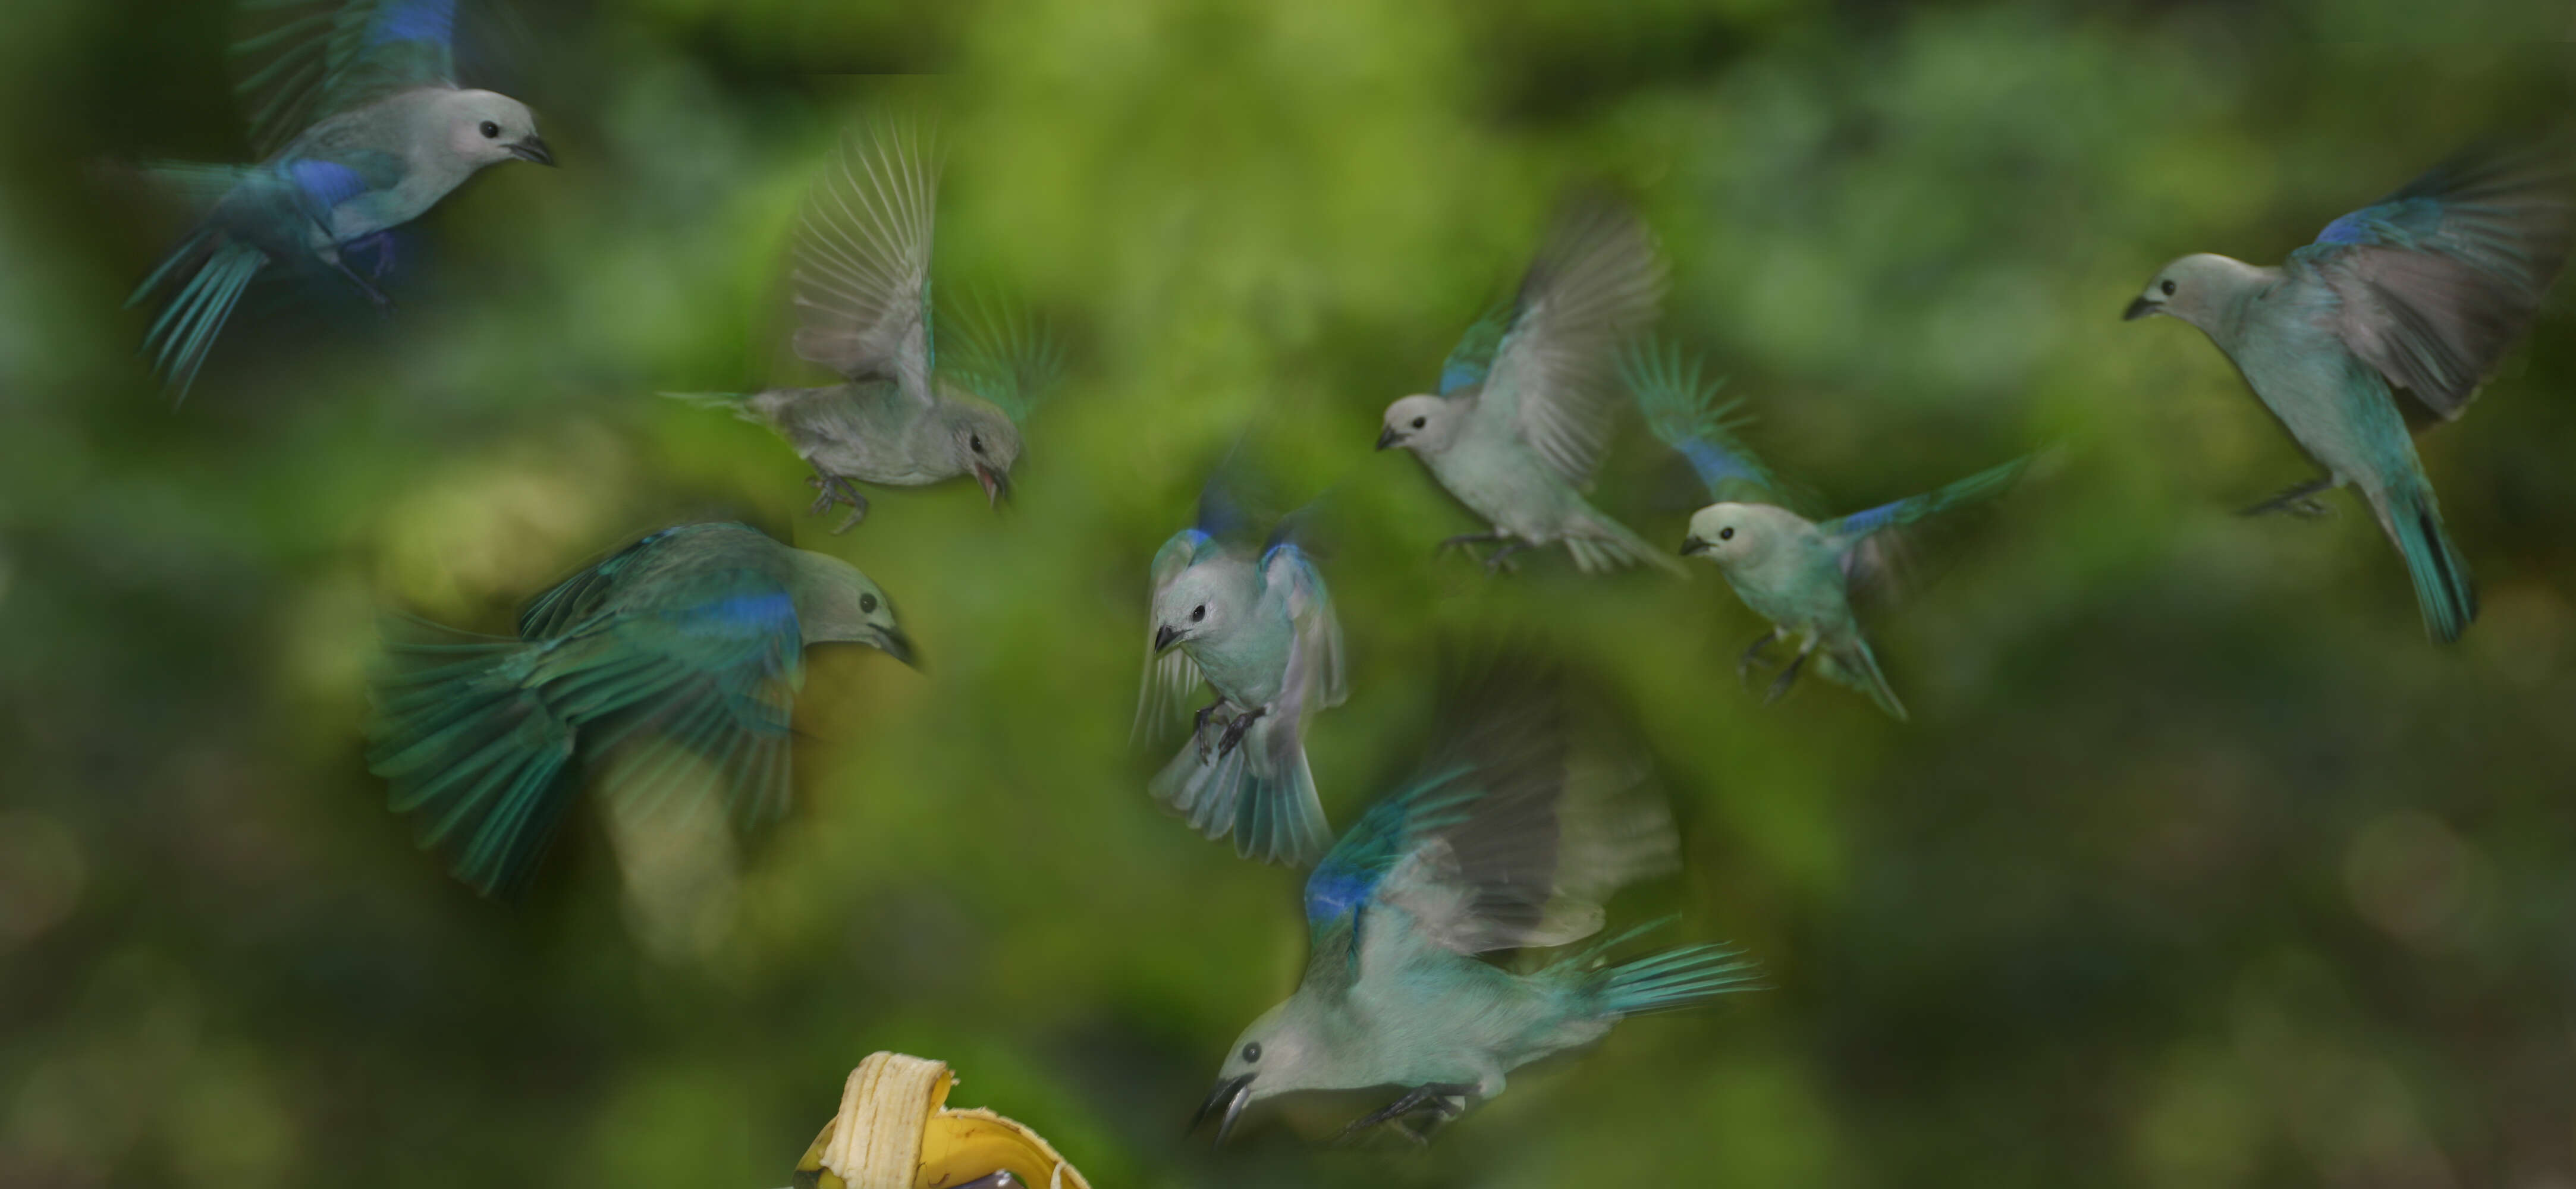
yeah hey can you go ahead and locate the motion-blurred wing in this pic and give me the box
[1472,197,1666,486]
[574,568,808,831]
[941,290,1065,424]
[1436,298,1511,395]
[2290,141,2574,419]
[1305,659,1675,957]
[789,124,938,402]
[1823,454,2033,606]
[234,0,465,158]
[1622,338,1783,505]
[1262,540,1346,710]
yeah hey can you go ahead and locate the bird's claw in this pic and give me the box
[806,474,869,532]
[1761,649,1809,706]
[1335,1083,1473,1144]
[1216,707,1268,759]
[1190,700,1229,762]
[2239,479,2335,521]
[1737,630,1782,682]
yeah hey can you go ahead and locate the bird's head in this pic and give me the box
[943,401,1022,507]
[1149,564,1240,653]
[784,549,918,667]
[1680,502,1795,570]
[1376,394,1462,454]
[2123,253,2259,328]
[1196,999,1330,1143]
[439,89,553,169]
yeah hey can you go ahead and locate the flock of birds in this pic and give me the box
[125,0,2573,1153]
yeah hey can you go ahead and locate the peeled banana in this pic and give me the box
[790,1052,1091,1189]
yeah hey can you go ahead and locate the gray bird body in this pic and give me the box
[1197,667,1755,1143]
[1379,199,1680,575]
[130,0,552,400]
[1141,523,1344,866]
[366,521,915,897]
[722,380,1017,490]
[2124,143,2574,641]
[668,125,1056,532]
[285,86,513,256]
[1635,339,2028,719]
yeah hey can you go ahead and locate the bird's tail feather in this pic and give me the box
[1567,515,1688,577]
[1148,724,1330,866]
[134,236,267,405]
[1819,637,1908,721]
[2382,482,2478,643]
[1567,919,1763,1017]
[366,618,579,898]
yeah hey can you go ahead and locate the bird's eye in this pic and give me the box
[1718,526,1735,541]
[479,121,500,139]
[1241,1042,1261,1063]
[1190,605,1206,622]
[859,593,878,613]
[970,435,984,454]
[1410,417,1426,429]
[2160,279,2176,297]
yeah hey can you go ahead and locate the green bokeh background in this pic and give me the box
[5,1,2576,1185]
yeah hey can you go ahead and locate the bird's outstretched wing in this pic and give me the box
[1304,658,1674,958]
[1471,197,1666,486]
[1262,540,1346,712]
[2289,140,2575,419]
[233,0,466,158]
[790,124,939,402]
[1435,298,1512,396]
[942,290,1064,424]
[1133,529,1215,743]
[1821,454,2033,607]
[1622,338,1784,506]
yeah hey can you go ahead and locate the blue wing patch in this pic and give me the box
[371,0,458,46]
[284,158,367,212]
[681,590,799,637]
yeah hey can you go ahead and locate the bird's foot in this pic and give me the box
[1190,699,1229,762]
[1435,533,1503,561]
[1481,542,1529,576]
[353,231,397,280]
[1336,1083,1475,1144]
[329,256,396,313]
[1761,646,1811,706]
[1737,628,1784,682]
[2239,478,2335,521]
[806,474,869,533]
[1216,706,1269,759]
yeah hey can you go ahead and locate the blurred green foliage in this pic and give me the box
[4,1,2576,1186]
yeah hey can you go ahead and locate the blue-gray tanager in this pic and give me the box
[366,522,915,897]
[1138,466,1346,866]
[129,0,553,400]
[2123,141,2573,642]
[1376,198,1682,575]
[666,126,1061,534]
[1195,662,1755,1143]
[1632,341,2031,720]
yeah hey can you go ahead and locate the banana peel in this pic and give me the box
[791,1052,1092,1189]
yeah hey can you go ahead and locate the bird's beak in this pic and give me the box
[507,134,555,166]
[1193,1074,1255,1144]
[975,464,1010,507]
[875,626,920,669]
[1374,426,1399,451]
[1152,624,1181,653]
[1679,535,1708,556]
[2122,296,2156,321]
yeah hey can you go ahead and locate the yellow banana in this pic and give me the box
[791,1052,1092,1189]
